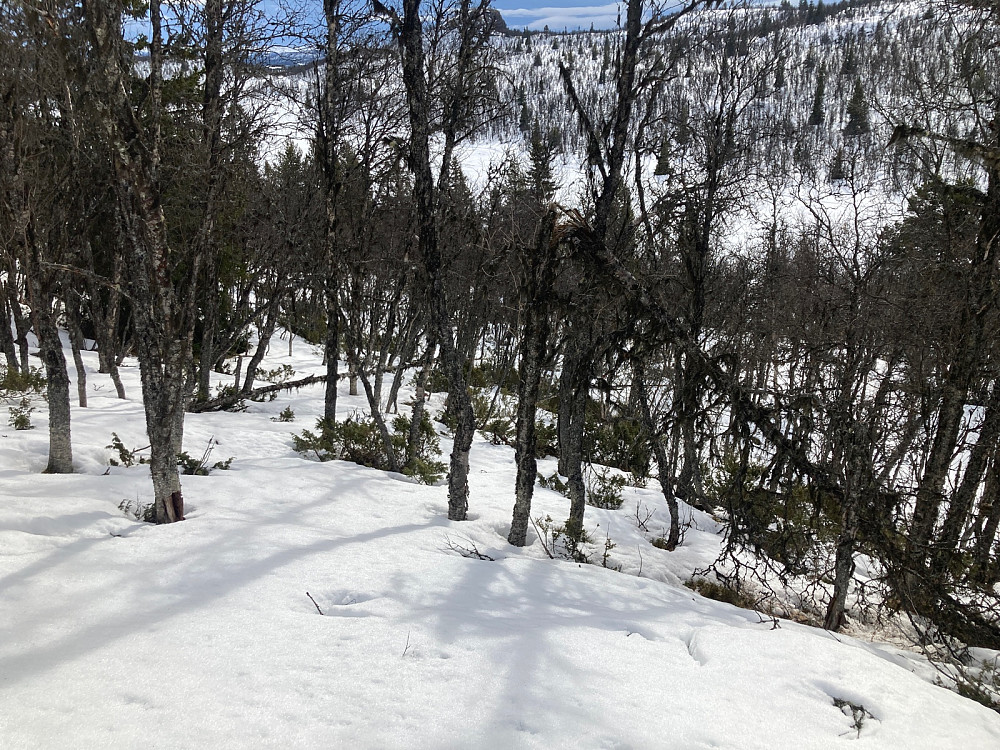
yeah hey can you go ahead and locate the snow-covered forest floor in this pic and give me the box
[2,334,1000,748]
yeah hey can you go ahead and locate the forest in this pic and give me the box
[3,0,1000,700]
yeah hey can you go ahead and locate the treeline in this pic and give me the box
[2,0,1000,652]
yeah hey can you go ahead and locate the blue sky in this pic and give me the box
[493,0,784,31]
[135,1,704,43]
[492,1,625,31]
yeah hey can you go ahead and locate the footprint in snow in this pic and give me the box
[306,589,382,616]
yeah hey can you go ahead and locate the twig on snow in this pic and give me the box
[443,535,495,561]
[529,516,555,559]
[306,591,324,615]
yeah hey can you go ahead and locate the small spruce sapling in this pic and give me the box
[118,496,155,522]
[586,465,627,509]
[271,406,295,422]
[601,529,621,570]
[107,433,149,466]
[177,437,233,475]
[8,398,34,430]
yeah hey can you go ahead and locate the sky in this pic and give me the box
[133,0,771,48]
[493,0,784,31]
[144,1,628,40]
[492,1,627,30]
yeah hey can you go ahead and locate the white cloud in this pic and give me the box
[497,3,625,30]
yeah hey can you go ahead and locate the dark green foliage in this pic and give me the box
[586,466,627,510]
[949,659,1000,712]
[107,432,148,467]
[532,514,592,563]
[435,401,459,431]
[2,366,46,431]
[292,416,385,467]
[400,453,448,485]
[774,56,786,89]
[674,101,692,147]
[584,409,651,482]
[519,102,531,132]
[808,69,826,127]
[844,78,870,135]
[1,365,46,396]
[335,418,389,468]
[654,137,671,176]
[175,452,208,474]
[527,121,558,201]
[484,416,513,445]
[479,360,522,393]
[686,577,757,609]
[271,406,295,422]
[706,455,839,574]
[427,367,450,393]
[391,412,447,484]
[829,146,846,180]
[258,364,296,383]
[839,48,857,77]
[894,179,982,260]
[885,179,982,348]
[537,470,570,496]
[212,384,247,412]
[533,420,558,458]
[471,390,495,427]
[600,532,620,570]
[177,439,233,475]
[8,398,34,430]
[293,412,445,484]
[437,382,516,433]
[118,497,155,523]
[285,302,327,346]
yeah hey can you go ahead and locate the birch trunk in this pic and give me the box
[35,306,74,474]
[85,0,196,522]
[508,211,556,547]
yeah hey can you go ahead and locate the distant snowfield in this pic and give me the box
[2,335,999,749]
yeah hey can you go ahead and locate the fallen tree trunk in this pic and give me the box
[188,373,341,413]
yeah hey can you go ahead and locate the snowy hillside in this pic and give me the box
[5,0,1000,745]
[2,337,999,748]
[475,0,944,190]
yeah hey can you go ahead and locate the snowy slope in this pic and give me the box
[2,338,999,748]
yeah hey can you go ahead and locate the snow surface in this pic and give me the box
[2,336,999,749]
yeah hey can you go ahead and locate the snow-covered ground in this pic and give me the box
[2,335,999,748]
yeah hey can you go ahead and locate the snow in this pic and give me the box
[2,337,1000,748]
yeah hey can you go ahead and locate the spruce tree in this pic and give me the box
[527,121,557,200]
[654,136,671,176]
[519,102,531,132]
[840,48,856,76]
[829,146,846,180]
[844,79,871,135]
[808,69,826,127]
